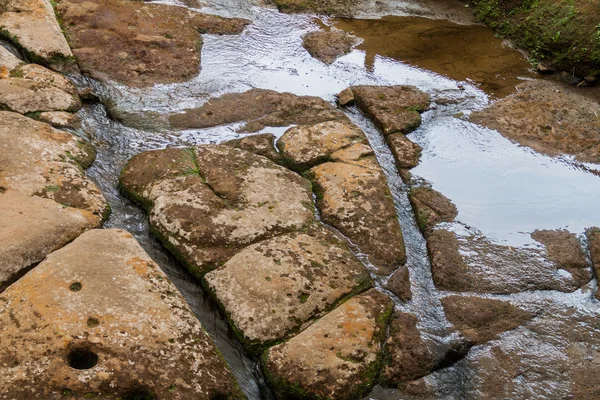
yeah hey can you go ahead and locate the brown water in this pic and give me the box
[334,15,537,98]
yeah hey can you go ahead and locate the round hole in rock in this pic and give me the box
[67,347,98,370]
[120,389,156,400]
[86,317,100,328]
[69,282,82,292]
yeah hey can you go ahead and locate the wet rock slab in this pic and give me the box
[470,80,600,163]
[586,227,600,300]
[384,266,411,302]
[263,289,394,400]
[302,30,357,64]
[119,144,315,278]
[0,229,244,399]
[408,186,457,235]
[169,89,346,132]
[387,132,422,169]
[427,228,591,294]
[204,227,372,354]
[56,0,249,87]
[0,0,73,64]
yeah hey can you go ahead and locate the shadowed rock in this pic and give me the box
[204,227,372,354]
[263,289,394,400]
[384,266,411,302]
[0,229,245,399]
[302,30,357,64]
[470,80,600,163]
[587,227,600,300]
[56,0,249,87]
[0,46,22,73]
[408,186,457,236]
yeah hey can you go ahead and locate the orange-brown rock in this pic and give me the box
[302,30,357,64]
[409,186,457,236]
[222,133,282,163]
[387,133,422,169]
[587,227,600,300]
[0,229,244,399]
[384,266,411,302]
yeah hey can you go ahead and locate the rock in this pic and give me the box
[441,296,532,345]
[302,30,357,64]
[263,289,394,400]
[14,63,77,94]
[586,227,600,300]
[271,0,374,16]
[55,0,249,87]
[408,186,457,236]
[119,145,315,278]
[0,78,81,114]
[309,159,406,274]
[387,133,422,169]
[381,311,434,385]
[278,120,366,170]
[0,45,22,71]
[204,227,372,354]
[222,133,282,163]
[0,111,107,289]
[169,89,346,132]
[37,111,81,129]
[470,80,600,163]
[384,266,411,302]
[350,85,431,135]
[337,87,355,106]
[0,0,73,65]
[0,229,244,399]
[427,228,592,294]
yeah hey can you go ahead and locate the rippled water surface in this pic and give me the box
[78,1,600,398]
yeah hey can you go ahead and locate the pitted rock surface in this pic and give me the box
[264,289,394,400]
[387,133,422,169]
[409,186,457,236]
[0,229,244,399]
[120,144,315,277]
[204,227,372,354]
[223,133,282,163]
[0,77,81,114]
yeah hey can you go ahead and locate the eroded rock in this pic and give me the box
[387,133,422,169]
[442,296,533,345]
[408,186,457,235]
[350,85,431,135]
[119,144,315,278]
[14,63,77,94]
[384,266,411,302]
[0,77,80,114]
[169,89,346,132]
[204,227,372,354]
[470,80,600,163]
[0,229,244,399]
[56,0,249,87]
[427,228,591,294]
[0,45,22,72]
[38,110,81,129]
[223,133,282,163]
[264,289,394,400]
[0,0,73,65]
[587,227,600,300]
[302,30,357,64]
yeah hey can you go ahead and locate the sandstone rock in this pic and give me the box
[427,228,592,294]
[15,63,77,94]
[56,0,249,87]
[387,133,422,169]
[586,227,600,301]
[381,311,434,385]
[441,296,532,345]
[264,289,394,400]
[119,145,315,278]
[169,89,346,132]
[0,45,22,71]
[408,186,457,236]
[351,85,431,135]
[278,120,366,170]
[0,78,80,114]
[384,266,411,302]
[470,80,600,163]
[309,159,405,274]
[337,87,355,106]
[204,228,372,354]
[222,133,282,163]
[38,111,81,129]
[271,0,373,16]
[302,30,357,64]
[0,0,73,65]
[0,229,244,399]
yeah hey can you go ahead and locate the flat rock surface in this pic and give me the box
[427,228,591,294]
[0,229,244,399]
[16,63,77,94]
[302,30,357,64]
[223,133,282,163]
[0,0,73,63]
[169,89,346,131]
[120,144,315,277]
[0,77,80,114]
[387,133,422,169]
[264,289,394,400]
[470,80,600,163]
[56,0,249,87]
[408,186,457,235]
[350,85,431,135]
[204,228,372,353]
[38,110,81,129]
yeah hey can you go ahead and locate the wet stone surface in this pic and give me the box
[302,30,358,64]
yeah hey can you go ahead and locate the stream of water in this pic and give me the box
[75,1,600,398]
